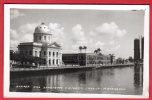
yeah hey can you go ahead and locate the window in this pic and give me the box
[48,36,50,41]
[49,59,51,65]
[29,50,32,55]
[39,51,41,56]
[39,36,41,40]
[56,59,58,65]
[53,59,54,65]
[35,36,37,41]
[53,52,55,57]
[44,51,46,56]
[49,51,51,56]
[44,36,46,41]
[25,50,28,54]
[56,52,58,57]
[35,51,37,56]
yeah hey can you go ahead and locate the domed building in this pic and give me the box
[18,23,62,67]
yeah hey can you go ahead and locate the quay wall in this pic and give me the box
[10,64,135,77]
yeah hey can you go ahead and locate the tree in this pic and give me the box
[94,50,98,54]
[10,51,45,68]
[128,56,134,63]
[97,48,101,53]
[109,54,115,64]
[79,46,83,53]
[83,46,87,53]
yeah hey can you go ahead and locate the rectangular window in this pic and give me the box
[49,51,51,56]
[39,51,41,56]
[39,36,41,40]
[56,52,58,57]
[44,36,46,40]
[44,51,46,55]
[29,50,32,55]
[35,51,37,56]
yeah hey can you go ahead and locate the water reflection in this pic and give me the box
[10,66,143,95]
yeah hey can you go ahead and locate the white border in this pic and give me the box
[4,4,149,98]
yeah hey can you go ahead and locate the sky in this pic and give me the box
[10,8,145,59]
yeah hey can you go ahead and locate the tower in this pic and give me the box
[134,38,140,61]
[141,37,144,59]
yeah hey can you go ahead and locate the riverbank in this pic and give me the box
[10,64,135,77]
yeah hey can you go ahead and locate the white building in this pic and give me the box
[18,23,62,67]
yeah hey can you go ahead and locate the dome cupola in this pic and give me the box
[34,22,50,34]
[33,22,52,43]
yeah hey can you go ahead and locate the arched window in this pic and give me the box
[49,51,51,57]
[35,51,37,56]
[49,59,51,65]
[44,51,46,56]
[44,36,46,41]
[56,52,58,57]
[53,59,54,65]
[39,51,41,56]
[56,59,58,65]
[53,52,55,57]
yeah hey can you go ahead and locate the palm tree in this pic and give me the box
[94,50,98,54]
[97,48,101,54]
[109,54,115,64]
[79,46,83,53]
[83,46,87,53]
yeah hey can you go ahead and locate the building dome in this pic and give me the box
[34,22,50,34]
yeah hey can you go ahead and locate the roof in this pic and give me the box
[34,23,50,34]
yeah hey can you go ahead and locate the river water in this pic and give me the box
[10,65,143,95]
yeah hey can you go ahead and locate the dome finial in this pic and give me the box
[41,22,45,25]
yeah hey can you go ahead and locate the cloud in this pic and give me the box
[70,24,88,51]
[10,29,19,40]
[10,9,24,19]
[109,40,115,45]
[10,22,39,49]
[95,41,105,48]
[19,23,38,34]
[71,24,87,44]
[10,40,19,50]
[49,23,65,45]
[113,45,120,51]
[95,22,127,38]
[20,34,33,42]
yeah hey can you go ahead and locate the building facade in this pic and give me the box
[18,23,62,67]
[62,53,112,66]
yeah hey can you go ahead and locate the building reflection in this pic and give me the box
[134,64,143,88]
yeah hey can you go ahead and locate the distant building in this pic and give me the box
[18,23,62,67]
[141,37,144,59]
[134,38,140,61]
[62,53,112,66]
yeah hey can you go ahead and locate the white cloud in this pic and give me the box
[20,34,33,42]
[94,41,105,49]
[10,40,19,48]
[10,9,24,19]
[96,22,127,38]
[70,24,88,51]
[113,45,121,51]
[10,22,39,48]
[49,23,65,45]
[109,40,115,45]
[71,24,88,45]
[10,29,19,40]
[19,23,38,34]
